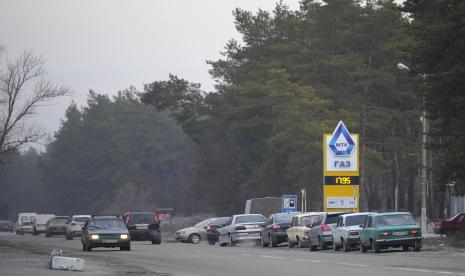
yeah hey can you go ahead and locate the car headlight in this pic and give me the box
[120,234,128,239]
[91,234,99,240]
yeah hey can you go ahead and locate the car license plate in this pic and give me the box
[102,239,118,243]
[393,231,407,236]
[136,225,148,230]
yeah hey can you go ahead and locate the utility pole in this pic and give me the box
[421,112,428,234]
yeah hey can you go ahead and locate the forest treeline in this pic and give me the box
[1,0,464,220]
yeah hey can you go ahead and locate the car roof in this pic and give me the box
[371,212,412,216]
[72,215,91,218]
[340,212,371,218]
[234,214,264,217]
[91,215,121,219]
[52,216,70,219]
[293,212,324,218]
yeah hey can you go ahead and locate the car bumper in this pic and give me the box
[47,228,67,235]
[231,231,261,242]
[207,232,219,242]
[376,237,422,246]
[88,239,130,248]
[347,237,360,245]
[175,232,189,241]
[130,229,160,241]
[272,232,288,242]
[321,235,333,244]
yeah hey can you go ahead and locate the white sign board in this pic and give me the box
[326,197,357,209]
[324,121,359,174]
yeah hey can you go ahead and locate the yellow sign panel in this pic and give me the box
[323,121,360,212]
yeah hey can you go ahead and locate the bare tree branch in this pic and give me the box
[0,47,70,155]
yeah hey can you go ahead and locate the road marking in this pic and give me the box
[260,255,285,259]
[240,254,252,257]
[295,259,321,263]
[337,263,369,267]
[389,267,465,275]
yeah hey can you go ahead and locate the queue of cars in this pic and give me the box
[177,210,425,254]
[7,210,162,251]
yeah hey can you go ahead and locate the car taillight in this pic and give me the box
[380,231,390,237]
[205,224,211,231]
[235,226,246,231]
[152,213,159,224]
[320,224,331,231]
[411,230,418,236]
[272,224,281,229]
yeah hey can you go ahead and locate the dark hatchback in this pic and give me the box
[0,220,14,232]
[122,212,161,244]
[81,216,130,251]
[260,212,300,247]
[45,216,70,237]
[206,217,230,245]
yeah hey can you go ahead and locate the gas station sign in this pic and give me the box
[323,121,359,212]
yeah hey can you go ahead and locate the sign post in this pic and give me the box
[323,121,360,212]
[282,195,298,213]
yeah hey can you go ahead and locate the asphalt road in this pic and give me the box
[1,232,465,276]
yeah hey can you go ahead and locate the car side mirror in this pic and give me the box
[359,224,364,228]
[306,224,313,228]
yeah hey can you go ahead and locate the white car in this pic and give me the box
[332,212,371,251]
[66,215,91,240]
[33,214,55,235]
[15,212,37,235]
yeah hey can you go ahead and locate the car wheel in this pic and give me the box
[86,241,92,251]
[120,245,131,251]
[260,234,269,247]
[342,238,350,252]
[297,237,305,248]
[66,234,73,240]
[372,239,380,253]
[82,242,86,251]
[360,240,367,253]
[229,235,236,247]
[402,244,409,251]
[309,238,317,251]
[45,232,51,238]
[333,240,340,251]
[270,234,278,247]
[188,233,201,244]
[413,240,421,252]
[288,240,295,248]
[319,237,327,250]
[208,240,215,245]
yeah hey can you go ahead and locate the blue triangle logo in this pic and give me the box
[329,121,355,156]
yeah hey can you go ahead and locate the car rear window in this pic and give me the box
[236,215,265,224]
[345,215,367,226]
[128,213,156,224]
[211,217,229,225]
[376,214,416,227]
[275,213,296,224]
[301,215,319,226]
[50,218,69,224]
[74,217,89,223]
[325,214,341,225]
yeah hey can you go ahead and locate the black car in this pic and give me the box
[206,217,230,245]
[122,212,161,244]
[81,215,130,251]
[0,220,14,232]
[260,212,300,247]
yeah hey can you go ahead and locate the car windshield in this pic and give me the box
[236,215,265,224]
[301,215,319,226]
[345,215,367,226]
[195,218,216,227]
[376,214,416,227]
[128,213,155,224]
[74,217,89,223]
[90,218,126,229]
[274,213,297,224]
[50,218,69,224]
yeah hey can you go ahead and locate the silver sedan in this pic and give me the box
[175,218,217,244]
[218,214,266,246]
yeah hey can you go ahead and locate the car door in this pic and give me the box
[219,216,233,244]
[455,214,465,231]
[360,216,372,246]
[287,217,297,242]
[333,217,343,246]
[263,215,273,243]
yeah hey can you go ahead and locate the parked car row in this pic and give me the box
[176,211,424,254]
[9,210,162,252]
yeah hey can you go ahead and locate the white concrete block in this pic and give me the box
[50,256,84,271]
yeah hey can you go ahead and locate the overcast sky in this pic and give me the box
[0,0,299,142]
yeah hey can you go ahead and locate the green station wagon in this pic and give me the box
[359,212,422,253]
